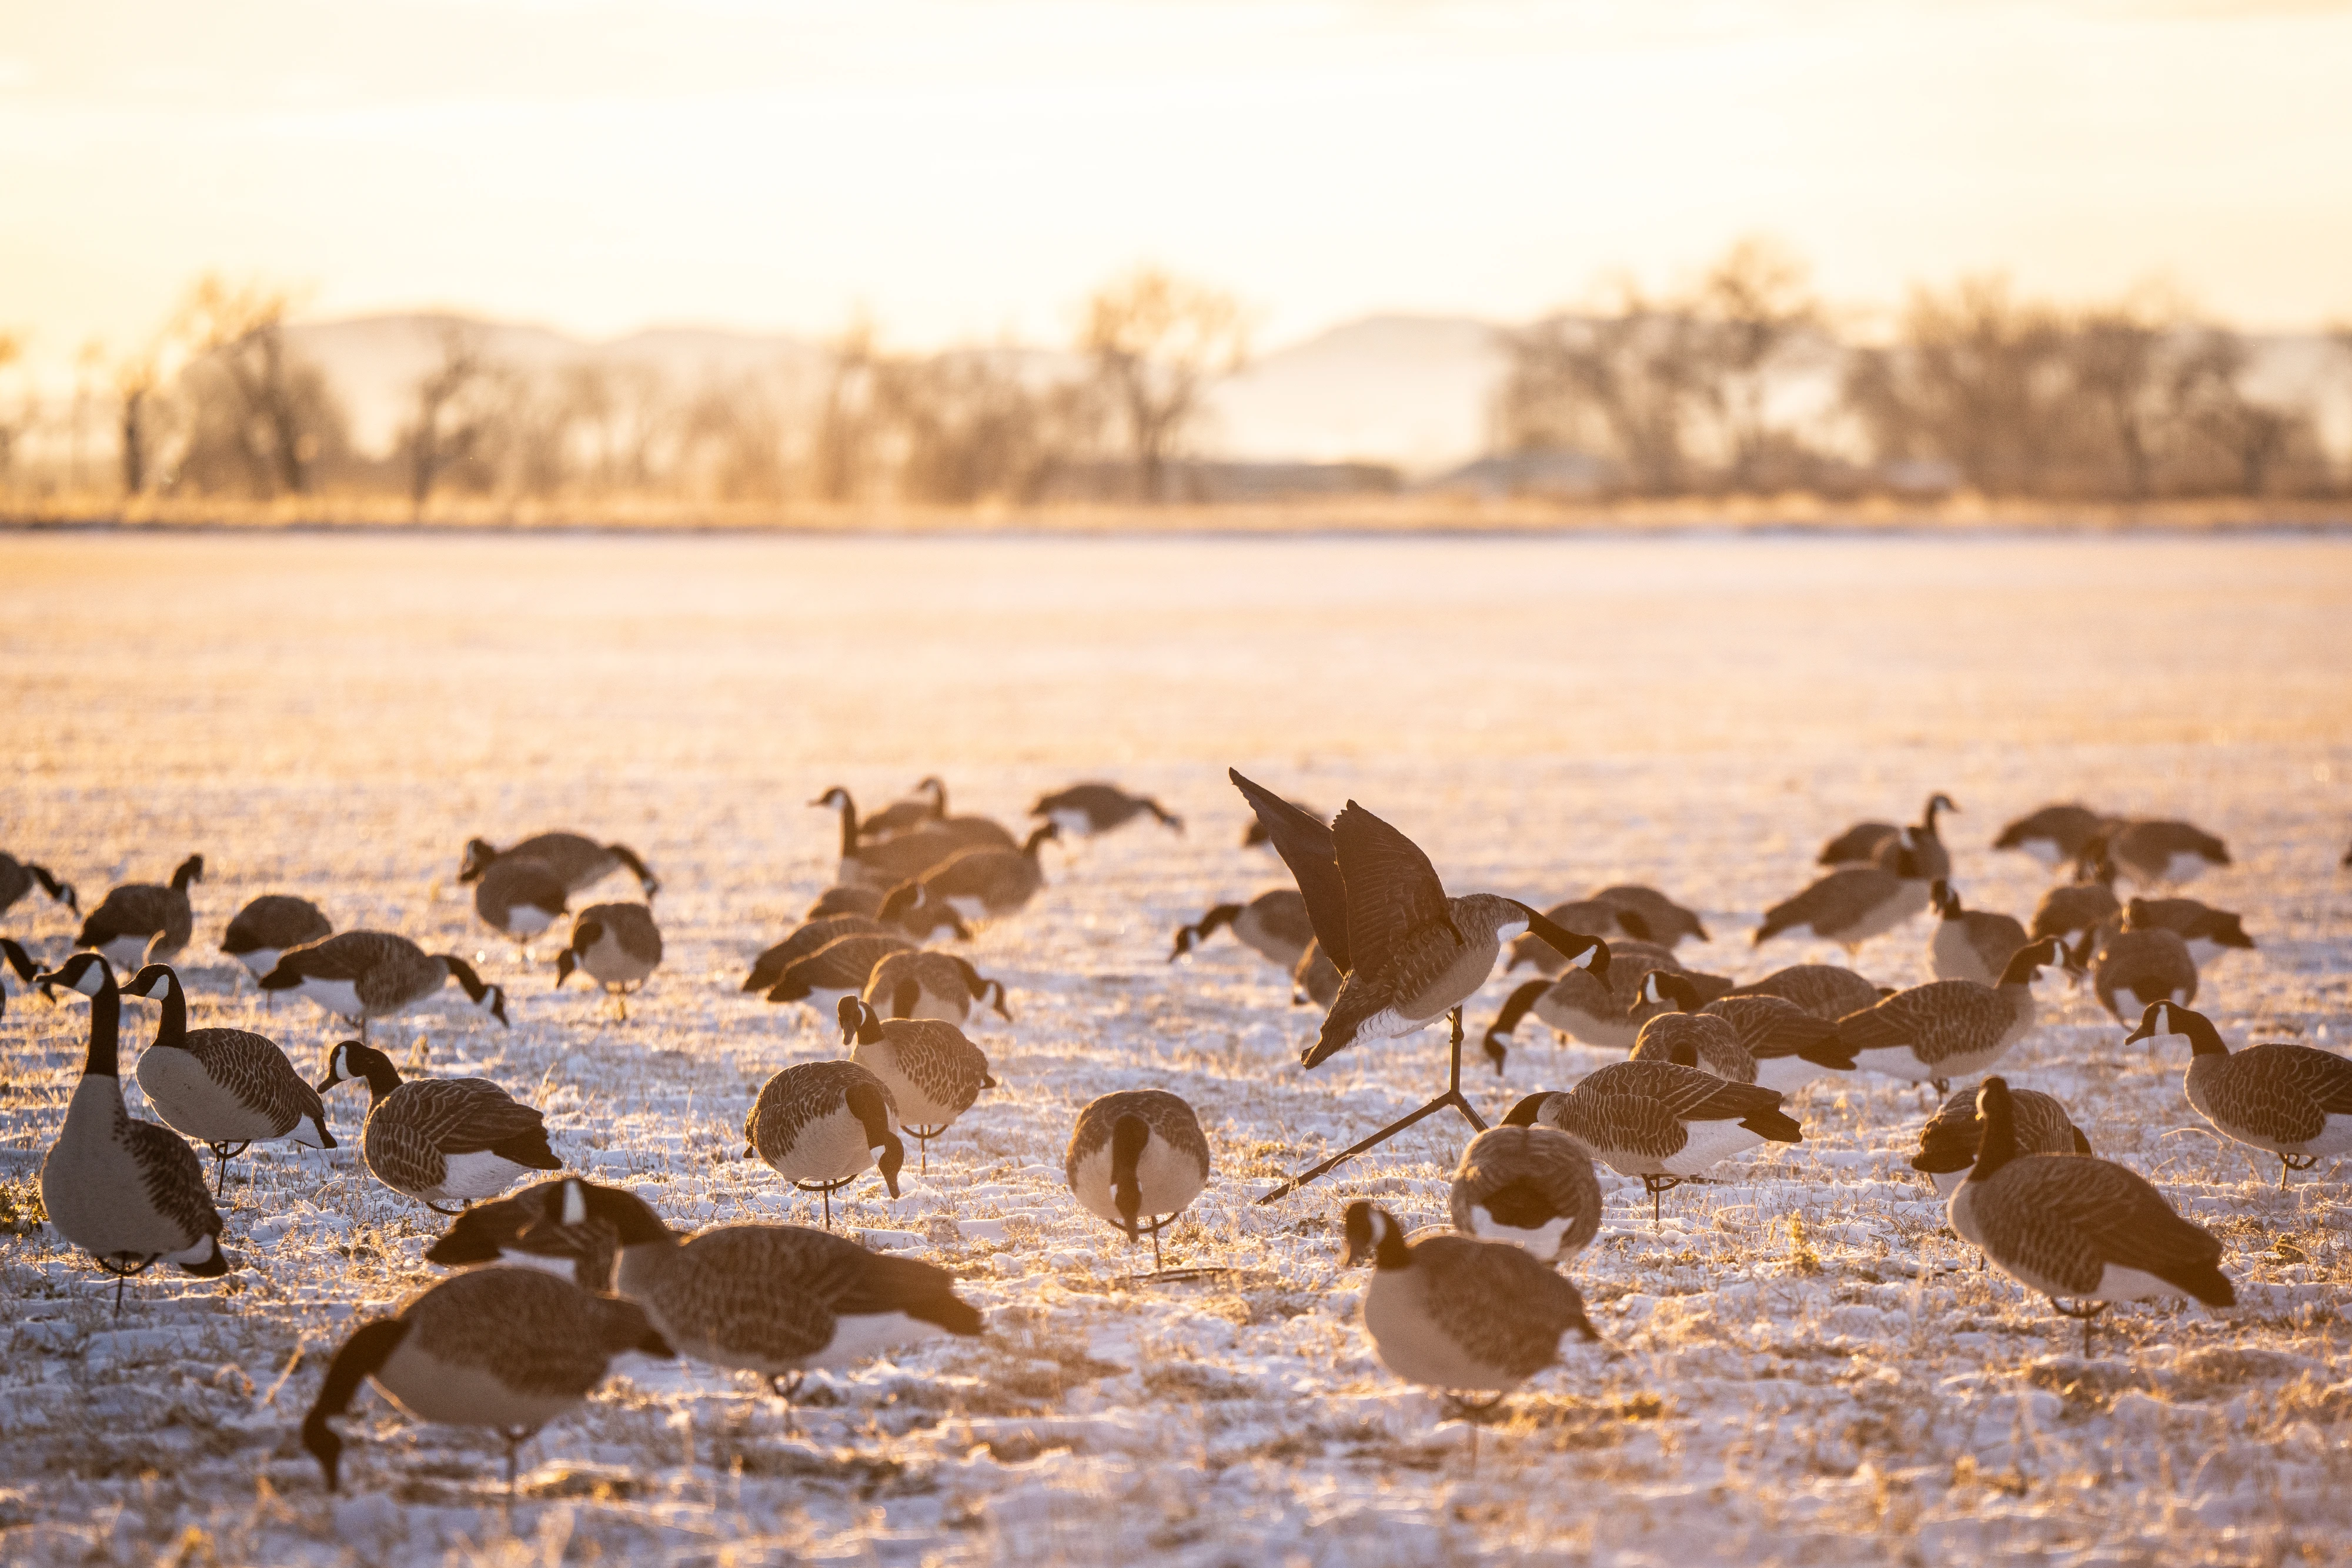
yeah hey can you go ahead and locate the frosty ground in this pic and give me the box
[2,529,2350,1567]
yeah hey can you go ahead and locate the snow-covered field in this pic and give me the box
[3,529,2350,1566]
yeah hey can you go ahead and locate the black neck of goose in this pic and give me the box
[1110,1114,1149,1233]
[927,779,949,817]
[83,968,123,1079]
[1493,979,1550,1037]
[608,844,658,899]
[1372,1214,1411,1270]
[834,795,859,858]
[1023,824,1055,860]
[153,970,189,1049]
[172,855,202,893]
[2181,1011,2230,1057]
[1969,1079,2019,1181]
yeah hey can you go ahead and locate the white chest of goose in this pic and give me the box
[1447,1125,1601,1265]
[1065,1088,1211,1271]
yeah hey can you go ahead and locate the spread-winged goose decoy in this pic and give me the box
[1927,882,2030,986]
[1170,888,1317,971]
[459,832,659,900]
[2129,1002,2352,1187]
[1994,803,2112,872]
[219,894,332,982]
[1755,837,1929,958]
[2123,896,2253,967]
[302,1265,671,1496]
[1832,937,2066,1095]
[1723,963,1885,1021]
[121,962,333,1192]
[425,1177,624,1290]
[315,1040,560,1212]
[857,776,948,842]
[1910,1082,2090,1196]
[34,954,230,1311]
[1949,1076,2231,1353]
[860,948,1010,1028]
[2088,924,2197,1024]
[260,931,508,1041]
[76,854,203,970]
[470,857,569,963]
[1448,1125,1601,1264]
[1031,781,1183,838]
[1230,770,1609,1201]
[1818,794,1957,880]
[554,901,662,1019]
[1242,796,1318,849]
[0,852,77,918]
[746,1060,904,1228]
[1484,941,1726,1062]
[1506,1052,1802,1222]
[1066,1089,1211,1272]
[2096,820,2231,888]
[838,996,994,1172]
[1696,992,1859,1094]
[763,930,916,1016]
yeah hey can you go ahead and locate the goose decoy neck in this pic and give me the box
[28,865,78,912]
[607,843,660,900]
[1341,1201,1411,1269]
[1,937,41,985]
[437,955,510,1025]
[838,995,886,1045]
[303,1318,412,1493]
[917,776,948,812]
[1500,1091,1559,1129]
[39,954,122,1077]
[171,854,205,892]
[1023,821,1061,858]
[1966,1077,2019,1181]
[1145,798,1184,833]
[982,978,1013,1021]
[847,1083,904,1196]
[1930,880,1959,917]
[124,963,191,1048]
[1996,937,2064,987]
[2126,1001,2227,1056]
[1515,904,1611,980]
[1919,794,1957,833]
[1107,1112,1151,1235]
[1629,968,1695,1015]
[553,945,580,987]
[1170,904,1242,959]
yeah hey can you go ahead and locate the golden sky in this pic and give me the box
[6,1,2351,373]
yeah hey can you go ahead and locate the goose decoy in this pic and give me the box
[1948,1075,2231,1353]
[1484,941,1719,1061]
[554,901,662,1019]
[1242,796,1318,850]
[804,881,978,939]
[120,962,333,1192]
[763,930,917,1017]
[314,1040,560,1213]
[219,894,332,982]
[2097,820,2231,888]
[458,833,659,900]
[2089,925,2197,1024]
[1169,888,1317,971]
[2122,896,2254,968]
[1292,938,1342,1008]
[1505,1054,1803,1222]
[0,937,39,1020]
[1818,793,1957,878]
[1754,836,1929,958]
[260,931,508,1041]
[1030,781,1184,838]
[1696,992,1860,1093]
[1505,898,1655,973]
[806,884,889,922]
[470,857,569,963]
[1927,881,2030,986]
[301,1265,671,1496]
[1626,992,1755,1082]
[1066,1089,1211,1272]
[860,948,1011,1028]
[0,852,77,918]
[814,788,1014,888]
[1910,1081,2090,1197]
[424,1177,624,1290]
[1993,803,2112,872]
[856,776,948,842]
[744,915,891,993]
[1231,771,1608,1199]
[34,954,229,1311]
[1448,1125,1602,1264]
[2129,1002,2352,1187]
[76,853,203,970]
[526,1179,982,1423]
[900,824,1060,921]
[2030,861,2122,960]
[1591,886,1710,948]
[838,996,994,1172]
[1721,962,1885,1021]
[1832,936,2066,1094]
[745,1059,904,1228]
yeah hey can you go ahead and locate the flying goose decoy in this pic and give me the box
[1169,888,1317,971]
[1993,803,2112,872]
[1818,794,1957,879]
[745,1059,904,1228]
[1948,1075,2231,1353]
[315,1040,560,1213]
[219,894,332,982]
[1626,991,1756,1083]
[838,996,994,1171]
[763,930,917,1016]
[1065,1088,1211,1271]
[0,937,39,1021]
[2087,924,2197,1024]
[1506,1054,1803,1222]
[2129,1001,2352,1187]
[899,824,1061,922]
[856,776,948,842]
[2096,820,2231,888]
[260,931,508,1041]
[425,1176,624,1290]
[1484,941,1723,1062]
[0,851,77,919]
[470,857,569,963]
[1722,962,1885,1020]
[2123,895,2253,968]
[815,788,1014,888]
[76,854,204,970]
[1696,991,1859,1093]
[1231,771,1608,1197]
[554,901,662,1019]
[1910,1081,2090,1197]
[302,1265,670,1496]
[34,954,229,1310]
[1832,936,2067,1094]
[802,881,977,939]
[1448,1125,1602,1264]
[1031,781,1183,838]
[1927,881,2030,987]
[458,832,659,900]
[121,962,332,1192]
[1754,836,1930,958]
[860,948,1010,1028]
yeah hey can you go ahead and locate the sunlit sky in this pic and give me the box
[6,1,2352,375]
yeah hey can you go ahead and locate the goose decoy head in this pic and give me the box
[916,776,947,805]
[981,978,1013,1021]
[1930,880,1959,918]
[37,951,114,998]
[810,787,853,812]
[1627,968,1700,1016]
[1341,1201,1408,1268]
[1516,905,1611,981]
[2125,999,2225,1055]
[1023,821,1063,857]
[315,1039,400,1096]
[838,995,886,1045]
[1500,1091,1564,1129]
[440,955,510,1026]
[1921,794,1959,830]
[1997,935,2068,986]
[121,962,179,999]
[553,922,603,989]
[846,1082,905,1198]
[1,937,41,988]
[521,1177,671,1248]
[171,854,206,892]
[457,837,499,883]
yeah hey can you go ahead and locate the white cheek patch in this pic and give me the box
[562,1183,586,1226]
[1496,920,1529,941]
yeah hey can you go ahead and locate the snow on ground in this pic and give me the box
[2,530,2350,1566]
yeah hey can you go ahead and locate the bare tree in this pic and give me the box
[1842,276,2072,495]
[1696,238,1823,491]
[1080,269,1247,503]
[397,323,499,515]
[0,331,25,486]
[171,276,347,497]
[1498,282,1715,495]
[811,320,883,503]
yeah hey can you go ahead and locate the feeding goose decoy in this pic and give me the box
[1506,1053,1803,1223]
[1066,1088,1211,1272]
[2030,860,2123,962]
[219,894,332,982]
[1948,1075,2231,1354]
[1696,992,1859,1094]
[744,915,891,993]
[1031,781,1184,838]
[839,995,994,1172]
[1910,1081,2090,1197]
[0,937,39,1020]
[76,854,203,970]
[554,901,662,1019]
[1627,989,1756,1083]
[301,1265,671,1496]
[1169,888,1318,971]
[803,881,977,939]
[1721,963,1885,1021]
[34,954,230,1311]
[857,776,949,842]
[120,962,333,1192]
[425,1177,625,1290]
[746,1059,904,1228]
[2122,896,2254,968]
[816,788,1015,888]
[2087,924,2197,1024]
[1484,941,1723,1061]
[897,824,1060,922]
[315,1039,560,1213]
[458,833,659,900]
[1591,886,1710,948]
[2096,820,2231,888]
[0,852,78,918]
[860,948,1011,1028]
[1927,881,2031,987]
[1230,770,1609,1200]
[1832,936,2067,1095]
[260,931,509,1041]
[2129,1002,2352,1187]
[470,857,569,964]
[1818,793,1958,879]
[763,930,917,1017]
[1754,836,1929,958]
[1993,803,2112,872]
[1449,1125,1602,1265]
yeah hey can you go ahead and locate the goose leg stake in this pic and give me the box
[1255,1008,1489,1204]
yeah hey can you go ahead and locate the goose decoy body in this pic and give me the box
[1927,881,2031,987]
[121,962,332,1192]
[1506,1055,1803,1222]
[2123,896,2253,967]
[1910,1081,2090,1196]
[554,901,663,1019]
[260,931,508,1041]
[805,881,978,940]
[763,930,917,1016]
[1695,991,1859,1094]
[1832,937,2066,1094]
[471,857,569,961]
[1947,1076,2231,1353]
[839,996,994,1171]
[1448,1125,1602,1264]
[1031,781,1184,838]
[1484,941,1719,1061]
[315,1039,560,1212]
[1065,1088,1210,1271]
[806,884,889,922]
[815,789,1013,888]
[2089,925,2197,1024]
[857,776,948,842]
[1755,837,1929,957]
[2030,864,2123,961]
[1591,885,1710,948]
[1169,888,1317,971]
[301,1265,670,1495]
[1627,992,1756,1083]
[1818,793,1957,879]
[2129,1002,2352,1187]
[860,948,1010,1027]
[425,1177,625,1290]
[744,914,890,992]
[76,854,203,970]
[1293,938,1342,1008]
[219,894,332,981]
[0,852,77,918]
[1994,803,2112,872]
[34,954,230,1310]
[2097,820,2231,888]
[459,833,659,900]
[745,1059,904,1228]
[1231,771,1608,1198]
[1722,963,1885,1021]
[900,824,1060,921]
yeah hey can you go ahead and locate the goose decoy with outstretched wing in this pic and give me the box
[1031,781,1184,838]
[744,1059,904,1228]
[424,1177,626,1290]
[2129,1002,2352,1188]
[1832,937,2067,1095]
[260,931,507,1041]
[219,894,332,981]
[76,854,203,970]
[1994,803,2112,872]
[1506,1052,1802,1222]
[1927,882,2030,987]
[554,901,663,1019]
[2122,896,2253,968]
[1910,1081,2090,1196]
[458,832,659,900]
[121,962,332,1192]
[1722,963,1885,1021]
[1754,837,1929,958]
[839,996,994,1172]
[860,948,1010,1028]
[1169,887,1318,971]
[315,1039,560,1212]
[1065,1088,1211,1271]
[1,852,78,919]
[1818,793,1957,878]
[1448,1125,1602,1265]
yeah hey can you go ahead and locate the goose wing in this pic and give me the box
[190,1029,328,1134]
[1986,1155,2228,1300]
[1332,801,1451,982]
[392,1078,550,1156]
[1228,770,1350,972]
[1835,981,2009,1065]
[282,931,414,981]
[668,1226,842,1361]
[1578,1059,1784,1124]
[128,1119,225,1242]
[1412,1234,1596,1375]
